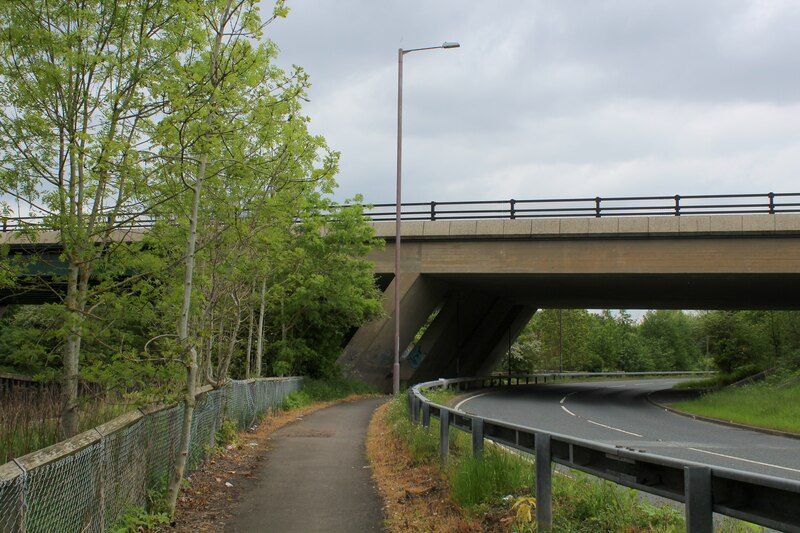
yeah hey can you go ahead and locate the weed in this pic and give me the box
[112,506,171,533]
[215,418,240,448]
[449,447,534,509]
[279,376,377,411]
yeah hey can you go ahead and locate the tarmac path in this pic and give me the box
[225,397,386,533]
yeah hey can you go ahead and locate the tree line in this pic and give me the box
[505,309,800,377]
[0,0,383,512]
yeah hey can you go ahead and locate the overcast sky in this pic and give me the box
[265,1,800,205]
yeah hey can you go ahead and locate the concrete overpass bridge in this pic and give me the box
[338,193,800,391]
[3,193,800,391]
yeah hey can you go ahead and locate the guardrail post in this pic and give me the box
[471,418,484,457]
[430,201,436,221]
[422,403,430,427]
[685,466,712,533]
[595,196,601,218]
[510,199,516,219]
[675,195,681,216]
[535,433,553,531]
[439,409,450,466]
[768,192,775,214]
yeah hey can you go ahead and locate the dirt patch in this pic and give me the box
[167,395,376,532]
[366,402,510,533]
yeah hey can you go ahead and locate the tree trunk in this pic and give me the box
[216,293,242,385]
[245,304,254,379]
[254,278,266,377]
[61,259,83,437]
[166,151,206,515]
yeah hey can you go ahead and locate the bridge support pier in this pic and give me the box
[339,273,535,391]
[338,273,448,391]
[410,291,535,382]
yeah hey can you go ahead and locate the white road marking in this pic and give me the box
[586,419,644,438]
[454,391,494,411]
[688,447,800,474]
[561,405,577,417]
[559,391,579,404]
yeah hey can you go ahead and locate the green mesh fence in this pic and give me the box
[0,377,302,532]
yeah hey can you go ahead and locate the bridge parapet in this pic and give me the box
[371,213,800,240]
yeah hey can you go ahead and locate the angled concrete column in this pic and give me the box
[338,273,448,391]
[471,305,536,377]
[407,291,494,382]
[408,291,535,384]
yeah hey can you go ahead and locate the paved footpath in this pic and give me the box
[225,397,387,533]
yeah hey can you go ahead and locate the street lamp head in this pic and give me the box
[442,41,460,49]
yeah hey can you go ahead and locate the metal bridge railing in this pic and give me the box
[365,192,800,221]
[409,375,800,533]
[3,193,800,232]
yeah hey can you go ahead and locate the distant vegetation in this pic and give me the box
[501,309,800,377]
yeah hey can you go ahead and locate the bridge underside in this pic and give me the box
[340,226,800,391]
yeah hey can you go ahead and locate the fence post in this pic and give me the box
[674,195,681,216]
[430,201,436,221]
[768,192,775,214]
[685,466,713,533]
[422,403,431,427]
[595,197,601,218]
[439,409,450,466]
[510,199,516,219]
[471,418,484,457]
[535,433,553,531]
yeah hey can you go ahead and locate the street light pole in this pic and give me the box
[393,41,460,395]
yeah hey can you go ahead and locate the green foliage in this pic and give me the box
[215,418,240,448]
[385,395,687,531]
[112,506,171,533]
[449,448,534,509]
[384,395,439,464]
[674,371,800,432]
[280,377,377,411]
[506,309,800,377]
[551,474,684,532]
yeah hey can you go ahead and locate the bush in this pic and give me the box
[280,376,377,411]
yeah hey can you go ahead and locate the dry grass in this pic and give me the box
[366,401,504,533]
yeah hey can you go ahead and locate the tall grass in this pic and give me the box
[0,387,131,464]
[384,395,693,531]
[449,447,534,508]
[673,372,800,432]
[279,376,378,411]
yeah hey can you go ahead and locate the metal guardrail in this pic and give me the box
[366,192,800,221]
[409,375,800,532]
[3,193,800,231]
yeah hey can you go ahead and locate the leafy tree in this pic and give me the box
[0,0,186,436]
[639,310,703,370]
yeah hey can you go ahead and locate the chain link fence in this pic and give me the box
[0,377,302,532]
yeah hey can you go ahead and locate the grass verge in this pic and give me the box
[371,394,765,532]
[672,371,800,433]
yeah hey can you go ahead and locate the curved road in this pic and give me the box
[456,379,800,481]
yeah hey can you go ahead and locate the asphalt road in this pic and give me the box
[456,378,800,481]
